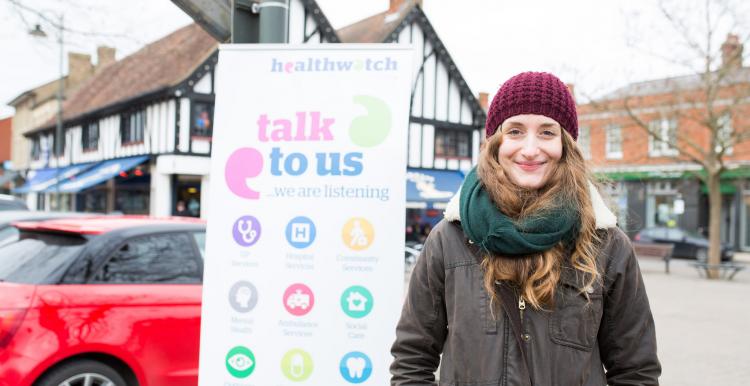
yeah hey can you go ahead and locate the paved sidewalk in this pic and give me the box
[638,254,750,385]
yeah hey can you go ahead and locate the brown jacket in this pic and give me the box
[390,219,661,385]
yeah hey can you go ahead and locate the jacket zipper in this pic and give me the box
[518,295,527,341]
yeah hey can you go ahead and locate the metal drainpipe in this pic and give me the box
[258,0,288,43]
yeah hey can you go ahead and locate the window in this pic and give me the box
[605,124,622,159]
[56,130,66,156]
[435,128,471,158]
[82,121,99,151]
[0,232,86,284]
[121,109,146,145]
[578,125,591,159]
[665,228,685,241]
[91,233,201,284]
[648,118,677,157]
[717,113,733,155]
[31,137,41,160]
[192,232,206,259]
[192,102,213,137]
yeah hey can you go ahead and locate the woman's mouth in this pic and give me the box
[516,161,546,172]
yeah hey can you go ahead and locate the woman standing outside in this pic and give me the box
[390,72,660,385]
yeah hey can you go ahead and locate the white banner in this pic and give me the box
[199,45,412,386]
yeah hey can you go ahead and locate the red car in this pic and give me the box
[0,216,206,386]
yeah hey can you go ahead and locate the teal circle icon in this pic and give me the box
[340,285,373,319]
[281,348,314,381]
[349,95,391,148]
[226,346,256,378]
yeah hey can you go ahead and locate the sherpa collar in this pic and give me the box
[443,181,618,229]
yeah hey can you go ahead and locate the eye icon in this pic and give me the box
[226,346,256,378]
[228,353,254,370]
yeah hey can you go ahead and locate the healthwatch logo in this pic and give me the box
[225,96,391,200]
[271,57,398,74]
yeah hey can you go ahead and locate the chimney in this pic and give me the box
[389,0,422,13]
[96,46,116,74]
[478,92,489,111]
[721,33,743,70]
[67,52,94,89]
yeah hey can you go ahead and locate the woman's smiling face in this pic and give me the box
[497,114,563,189]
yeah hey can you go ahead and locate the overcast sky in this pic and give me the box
[2,0,747,119]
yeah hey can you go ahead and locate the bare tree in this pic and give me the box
[592,0,750,278]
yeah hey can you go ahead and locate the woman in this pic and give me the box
[390,72,661,385]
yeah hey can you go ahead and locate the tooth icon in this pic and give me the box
[346,356,366,379]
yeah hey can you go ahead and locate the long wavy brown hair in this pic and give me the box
[478,129,602,311]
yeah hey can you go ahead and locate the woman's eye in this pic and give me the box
[507,129,522,136]
[541,130,556,137]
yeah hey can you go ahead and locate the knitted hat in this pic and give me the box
[485,72,578,140]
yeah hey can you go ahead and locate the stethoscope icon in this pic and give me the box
[237,218,258,244]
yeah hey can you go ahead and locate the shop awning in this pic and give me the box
[12,163,95,194]
[406,168,465,209]
[700,182,737,194]
[52,155,150,193]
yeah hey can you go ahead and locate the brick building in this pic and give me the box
[0,116,13,192]
[578,34,750,251]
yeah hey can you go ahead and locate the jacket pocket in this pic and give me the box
[549,279,603,351]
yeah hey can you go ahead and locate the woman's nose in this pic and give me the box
[520,137,540,157]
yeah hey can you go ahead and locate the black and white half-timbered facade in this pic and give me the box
[338,0,485,229]
[15,0,484,222]
[15,0,339,217]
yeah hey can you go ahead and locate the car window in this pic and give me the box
[0,231,86,284]
[91,232,201,284]
[192,232,206,259]
[0,226,19,248]
[639,229,654,238]
[665,228,684,241]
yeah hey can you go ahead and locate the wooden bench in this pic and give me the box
[689,262,747,280]
[633,242,674,273]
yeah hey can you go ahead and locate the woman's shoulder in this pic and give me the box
[422,220,479,267]
[600,226,633,251]
[597,226,640,277]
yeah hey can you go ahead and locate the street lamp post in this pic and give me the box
[29,13,65,210]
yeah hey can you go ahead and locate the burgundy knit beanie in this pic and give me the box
[485,72,578,140]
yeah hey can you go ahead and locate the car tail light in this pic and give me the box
[634,234,641,241]
[0,308,28,348]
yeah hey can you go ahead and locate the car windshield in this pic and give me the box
[682,229,705,239]
[0,226,19,248]
[0,231,87,284]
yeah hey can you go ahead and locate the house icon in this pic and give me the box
[346,291,368,312]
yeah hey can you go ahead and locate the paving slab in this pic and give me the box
[639,256,750,385]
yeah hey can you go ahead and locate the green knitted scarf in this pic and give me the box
[459,167,580,256]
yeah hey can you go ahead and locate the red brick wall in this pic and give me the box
[578,89,750,168]
[0,117,11,162]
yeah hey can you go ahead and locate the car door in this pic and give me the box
[85,231,204,386]
[665,228,690,258]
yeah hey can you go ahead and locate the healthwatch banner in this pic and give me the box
[199,45,412,386]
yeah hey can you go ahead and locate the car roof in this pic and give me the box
[14,215,206,235]
[0,210,92,227]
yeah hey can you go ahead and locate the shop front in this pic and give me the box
[13,156,152,214]
[13,162,97,211]
[405,168,465,242]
